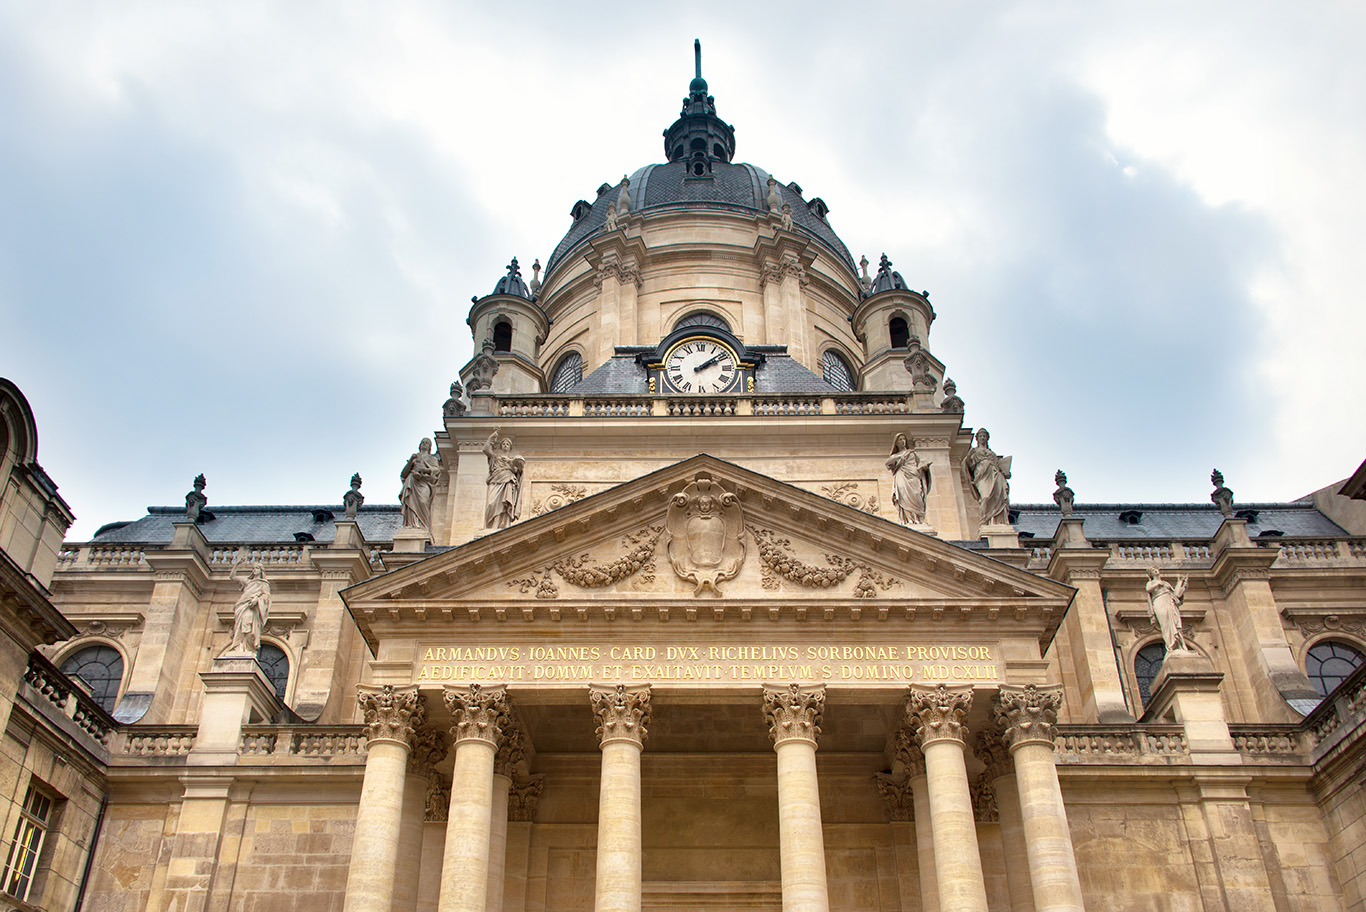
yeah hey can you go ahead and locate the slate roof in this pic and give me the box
[566,348,837,396]
[89,505,403,545]
[545,160,857,277]
[1010,503,1347,541]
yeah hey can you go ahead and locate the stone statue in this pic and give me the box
[1146,567,1191,653]
[780,203,794,231]
[483,430,525,529]
[604,202,619,232]
[1053,470,1075,517]
[185,474,208,522]
[343,473,364,520]
[767,175,782,213]
[962,428,1012,527]
[886,434,932,525]
[443,381,467,418]
[399,438,442,531]
[940,378,964,414]
[1210,469,1234,518]
[616,175,631,215]
[227,556,271,656]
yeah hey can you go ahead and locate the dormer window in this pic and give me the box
[493,320,513,353]
[1236,509,1261,523]
[1119,510,1143,525]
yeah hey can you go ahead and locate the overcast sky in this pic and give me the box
[3,2,1363,540]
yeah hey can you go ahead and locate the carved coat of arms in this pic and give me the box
[661,474,746,594]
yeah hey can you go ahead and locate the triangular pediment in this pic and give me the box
[343,456,1074,651]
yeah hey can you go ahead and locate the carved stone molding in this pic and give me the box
[1288,612,1366,641]
[424,771,450,822]
[973,731,1013,781]
[443,683,510,747]
[465,350,499,392]
[356,685,424,746]
[750,527,900,598]
[971,774,999,823]
[510,526,662,600]
[407,726,448,778]
[590,683,652,747]
[663,475,745,594]
[73,615,144,641]
[494,723,529,777]
[873,772,914,821]
[763,683,825,746]
[593,260,643,290]
[994,684,1062,750]
[531,483,590,516]
[816,481,881,515]
[509,775,545,821]
[906,684,974,747]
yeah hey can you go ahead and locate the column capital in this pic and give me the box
[424,771,450,822]
[762,683,825,747]
[443,683,510,747]
[993,683,1062,751]
[892,726,927,778]
[972,730,1013,780]
[509,775,544,822]
[406,726,448,778]
[494,722,529,777]
[906,683,974,747]
[589,683,652,747]
[356,684,424,747]
[971,774,999,823]
[873,772,914,821]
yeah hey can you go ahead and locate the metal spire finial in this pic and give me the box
[695,39,702,79]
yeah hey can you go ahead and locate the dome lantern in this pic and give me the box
[663,40,736,175]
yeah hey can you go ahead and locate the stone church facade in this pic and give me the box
[4,49,1366,912]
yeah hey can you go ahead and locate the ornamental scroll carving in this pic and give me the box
[994,684,1062,749]
[590,683,652,747]
[443,683,510,747]
[662,475,746,595]
[356,685,424,746]
[906,684,973,747]
[508,526,662,599]
[762,683,825,745]
[750,527,899,598]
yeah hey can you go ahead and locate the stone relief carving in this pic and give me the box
[971,775,999,822]
[940,378,964,414]
[963,428,1012,528]
[508,776,544,821]
[886,434,932,526]
[662,475,746,594]
[903,337,936,393]
[76,618,143,641]
[444,683,510,747]
[507,569,560,600]
[531,483,589,516]
[484,430,526,530]
[994,684,1063,749]
[225,554,271,657]
[750,528,899,598]
[406,727,448,779]
[1211,469,1234,518]
[400,438,442,532]
[508,526,662,599]
[424,771,450,822]
[873,772,914,821]
[466,344,499,392]
[1146,567,1192,653]
[1291,614,1366,640]
[185,474,208,522]
[762,683,825,745]
[442,381,467,418]
[1053,470,1075,517]
[816,482,880,515]
[494,723,529,778]
[343,473,364,520]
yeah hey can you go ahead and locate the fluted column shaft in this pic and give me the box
[763,684,830,912]
[344,685,424,912]
[997,685,1086,912]
[590,684,651,912]
[439,685,511,912]
[908,684,990,912]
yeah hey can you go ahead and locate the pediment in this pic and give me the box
[343,456,1074,651]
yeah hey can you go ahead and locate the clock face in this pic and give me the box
[662,338,739,394]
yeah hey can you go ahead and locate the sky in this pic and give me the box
[2,1,1364,540]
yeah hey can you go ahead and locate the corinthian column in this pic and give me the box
[762,684,830,912]
[906,684,989,912]
[590,684,652,912]
[395,727,448,912]
[974,734,1034,912]
[488,724,528,912]
[995,685,1085,912]
[344,685,424,912]
[438,684,510,912]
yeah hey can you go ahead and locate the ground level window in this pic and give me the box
[2,785,53,903]
[1306,640,1365,697]
[1134,642,1166,709]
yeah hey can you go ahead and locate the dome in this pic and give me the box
[492,257,531,298]
[544,160,857,276]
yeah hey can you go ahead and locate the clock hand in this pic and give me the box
[693,354,722,372]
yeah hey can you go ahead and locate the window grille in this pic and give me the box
[550,353,583,393]
[821,350,856,392]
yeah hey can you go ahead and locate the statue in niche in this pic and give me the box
[399,438,442,532]
[226,555,271,656]
[343,473,364,520]
[1053,470,1075,517]
[483,430,526,529]
[1146,567,1191,653]
[443,381,467,418]
[940,378,964,414]
[886,434,932,525]
[1210,469,1234,518]
[185,474,208,522]
[962,428,1012,527]
[661,473,745,595]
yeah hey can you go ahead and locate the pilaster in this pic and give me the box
[294,522,371,721]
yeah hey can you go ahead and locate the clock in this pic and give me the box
[661,337,741,394]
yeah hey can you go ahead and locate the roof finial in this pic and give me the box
[695,38,702,80]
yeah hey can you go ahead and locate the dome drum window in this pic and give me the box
[550,353,584,393]
[821,350,856,393]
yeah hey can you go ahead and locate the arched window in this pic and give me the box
[60,645,124,713]
[889,316,910,349]
[493,320,513,353]
[821,350,856,392]
[673,311,731,332]
[257,644,290,700]
[550,353,583,393]
[1306,640,1365,697]
[1134,642,1166,709]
